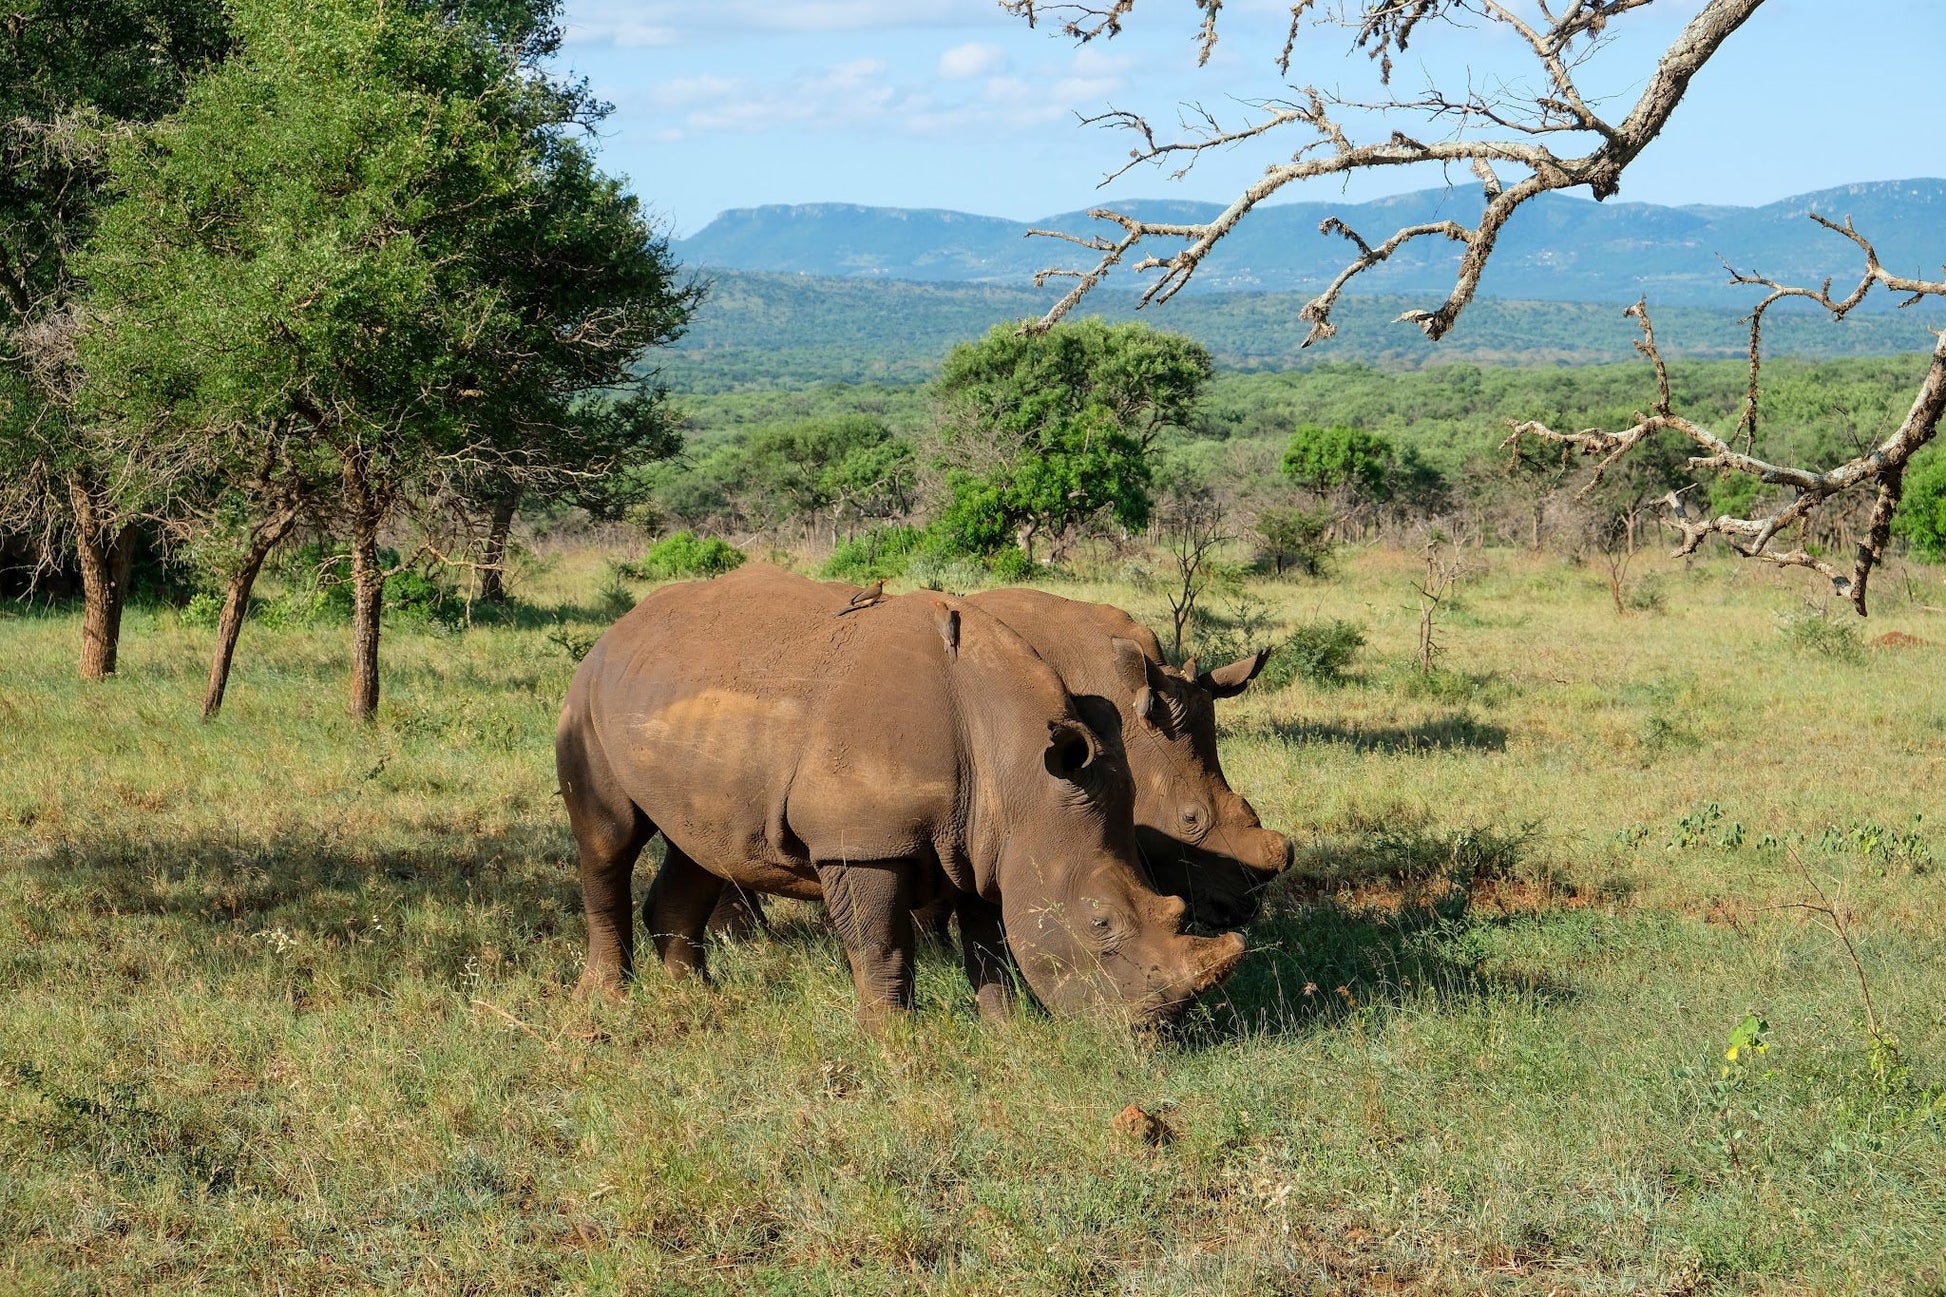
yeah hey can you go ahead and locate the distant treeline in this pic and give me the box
[650,348,1946,592]
[678,353,1936,476]
[656,271,1946,394]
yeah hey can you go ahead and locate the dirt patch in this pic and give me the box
[1111,1103,1173,1147]
[1871,631,1932,650]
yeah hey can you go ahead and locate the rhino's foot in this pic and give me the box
[573,966,630,1003]
[974,983,1016,1023]
[854,999,917,1040]
[706,886,768,941]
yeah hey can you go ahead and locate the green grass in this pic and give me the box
[4,544,1945,1293]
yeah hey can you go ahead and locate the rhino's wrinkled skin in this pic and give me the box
[556,564,1244,1027]
[968,588,1293,929]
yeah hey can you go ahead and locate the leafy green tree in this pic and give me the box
[1281,425,1401,503]
[739,415,914,540]
[1281,423,1448,536]
[77,0,694,718]
[0,0,228,679]
[649,416,914,543]
[1255,505,1334,577]
[1892,450,1946,561]
[932,319,1210,562]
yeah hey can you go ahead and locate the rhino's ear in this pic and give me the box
[1132,685,1158,726]
[1043,718,1098,779]
[1110,637,1149,693]
[931,600,960,659]
[1197,648,1273,698]
[1112,636,1171,694]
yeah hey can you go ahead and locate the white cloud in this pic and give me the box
[639,41,1132,141]
[1051,74,1121,105]
[649,75,744,110]
[562,0,992,46]
[649,59,921,137]
[938,41,1007,80]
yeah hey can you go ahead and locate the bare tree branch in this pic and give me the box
[1013,0,1764,339]
[1503,218,1946,615]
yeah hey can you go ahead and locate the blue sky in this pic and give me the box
[553,1,1946,238]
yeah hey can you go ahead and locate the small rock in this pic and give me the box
[1111,1102,1172,1146]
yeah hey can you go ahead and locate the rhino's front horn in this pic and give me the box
[1187,932,1247,995]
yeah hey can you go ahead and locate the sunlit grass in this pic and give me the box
[3,543,1944,1293]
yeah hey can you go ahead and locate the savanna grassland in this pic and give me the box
[3,544,1945,1295]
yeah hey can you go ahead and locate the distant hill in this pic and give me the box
[673,180,1946,310]
[658,269,1944,394]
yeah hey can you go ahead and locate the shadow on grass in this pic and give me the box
[21,823,584,935]
[1171,888,1580,1048]
[20,821,1579,1043]
[1266,712,1509,754]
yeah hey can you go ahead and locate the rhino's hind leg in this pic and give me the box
[559,721,654,1000]
[644,845,727,981]
[706,885,771,941]
[816,860,916,1028]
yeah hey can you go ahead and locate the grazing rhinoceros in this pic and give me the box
[967,588,1293,929]
[712,586,1293,934]
[556,563,1245,1027]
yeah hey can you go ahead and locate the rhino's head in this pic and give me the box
[996,717,1248,1026]
[1108,639,1292,930]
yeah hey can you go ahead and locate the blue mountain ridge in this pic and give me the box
[673,180,1946,310]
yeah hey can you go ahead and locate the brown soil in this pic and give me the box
[1871,631,1932,650]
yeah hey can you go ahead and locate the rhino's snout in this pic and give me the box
[1129,930,1248,1023]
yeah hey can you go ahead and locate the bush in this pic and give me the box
[1255,506,1335,577]
[1279,618,1366,686]
[627,531,746,581]
[821,525,925,583]
[903,551,987,594]
[178,591,224,628]
[264,543,464,629]
[1624,572,1667,614]
[1777,605,1862,661]
[593,562,637,619]
[1891,448,1946,560]
[983,546,1037,583]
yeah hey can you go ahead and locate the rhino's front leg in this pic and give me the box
[815,859,916,1028]
[957,895,1017,1022]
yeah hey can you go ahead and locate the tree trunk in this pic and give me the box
[1015,520,1037,564]
[479,484,522,604]
[70,481,137,682]
[346,463,384,722]
[76,521,136,682]
[202,507,302,720]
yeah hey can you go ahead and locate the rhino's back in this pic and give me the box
[572,565,964,871]
[968,587,1161,703]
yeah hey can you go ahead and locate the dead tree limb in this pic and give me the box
[1501,215,1946,614]
[1006,0,1764,340]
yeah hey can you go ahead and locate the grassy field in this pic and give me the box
[3,543,1944,1294]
